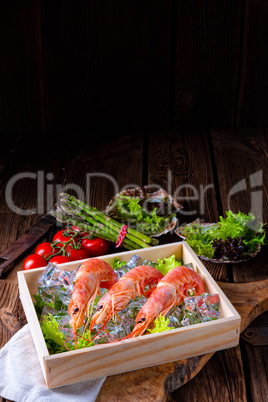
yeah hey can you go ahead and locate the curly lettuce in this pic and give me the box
[181,224,215,259]
[154,255,182,275]
[41,314,67,354]
[180,211,266,259]
[112,257,127,269]
[40,314,93,354]
[147,314,175,334]
[214,211,266,253]
[109,196,175,236]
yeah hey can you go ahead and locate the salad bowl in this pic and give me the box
[175,212,265,264]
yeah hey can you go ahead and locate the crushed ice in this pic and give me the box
[35,256,220,349]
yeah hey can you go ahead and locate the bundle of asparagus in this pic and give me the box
[51,193,159,250]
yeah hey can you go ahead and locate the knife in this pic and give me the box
[0,213,56,277]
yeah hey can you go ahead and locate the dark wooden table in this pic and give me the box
[0,130,267,401]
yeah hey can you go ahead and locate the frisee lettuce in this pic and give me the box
[180,211,266,259]
[154,255,182,275]
[33,292,67,320]
[40,314,94,354]
[73,328,94,349]
[112,257,127,269]
[33,294,54,320]
[41,314,67,354]
[109,196,175,235]
[147,314,175,334]
[214,211,266,252]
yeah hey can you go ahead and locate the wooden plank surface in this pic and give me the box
[0,1,46,133]
[42,0,172,133]
[1,1,268,134]
[173,1,243,128]
[57,134,144,223]
[211,128,268,282]
[212,128,268,402]
[241,334,268,401]
[148,130,247,401]
[237,0,268,127]
[0,281,25,348]
[0,132,267,402]
[0,136,65,281]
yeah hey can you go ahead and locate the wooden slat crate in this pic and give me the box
[18,242,241,388]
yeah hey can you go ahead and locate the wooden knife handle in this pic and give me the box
[0,214,56,277]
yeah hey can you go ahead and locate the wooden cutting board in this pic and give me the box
[1,270,267,401]
[96,278,268,402]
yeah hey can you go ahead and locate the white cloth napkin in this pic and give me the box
[0,324,106,402]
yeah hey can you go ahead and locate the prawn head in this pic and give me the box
[130,284,177,337]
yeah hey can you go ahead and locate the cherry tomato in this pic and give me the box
[66,246,91,261]
[35,242,60,259]
[49,256,73,264]
[81,237,110,257]
[52,229,78,247]
[72,225,88,237]
[23,254,47,270]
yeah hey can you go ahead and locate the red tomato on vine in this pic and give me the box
[72,225,88,237]
[23,254,47,270]
[52,229,79,247]
[35,242,60,259]
[81,237,110,257]
[66,246,91,261]
[49,256,73,264]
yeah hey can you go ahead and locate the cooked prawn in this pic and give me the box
[129,266,206,337]
[90,265,163,331]
[68,258,118,334]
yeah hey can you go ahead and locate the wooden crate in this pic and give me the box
[18,242,241,389]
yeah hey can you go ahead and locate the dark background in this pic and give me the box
[0,0,267,136]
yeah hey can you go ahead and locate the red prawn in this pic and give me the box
[68,258,118,334]
[90,265,163,331]
[129,266,206,337]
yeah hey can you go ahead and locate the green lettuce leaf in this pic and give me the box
[154,255,182,275]
[33,294,54,320]
[41,314,67,354]
[180,211,266,259]
[214,211,266,252]
[74,328,94,349]
[109,196,174,235]
[41,314,94,354]
[112,257,127,269]
[147,314,175,334]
